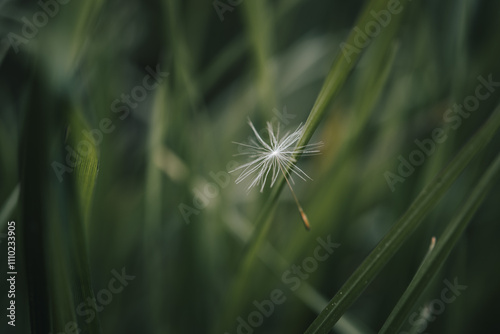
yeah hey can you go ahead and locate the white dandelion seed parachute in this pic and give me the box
[231,119,323,192]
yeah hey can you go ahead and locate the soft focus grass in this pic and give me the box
[1,0,500,333]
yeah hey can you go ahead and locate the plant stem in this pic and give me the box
[278,162,311,230]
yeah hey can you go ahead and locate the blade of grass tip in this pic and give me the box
[379,151,500,333]
[0,184,20,231]
[39,100,101,333]
[68,110,100,224]
[21,64,101,332]
[304,104,500,334]
[64,108,101,333]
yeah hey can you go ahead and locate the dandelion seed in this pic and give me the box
[230,118,323,230]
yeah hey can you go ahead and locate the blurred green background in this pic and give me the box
[0,0,500,333]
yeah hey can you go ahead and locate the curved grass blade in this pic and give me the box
[63,108,101,333]
[296,0,404,150]
[223,0,407,330]
[303,104,500,334]
[234,0,408,299]
[379,151,500,333]
[20,68,101,333]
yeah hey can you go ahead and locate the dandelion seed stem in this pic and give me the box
[278,163,311,230]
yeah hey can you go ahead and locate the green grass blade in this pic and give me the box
[20,67,101,333]
[236,0,406,293]
[303,104,500,334]
[64,108,101,334]
[20,69,51,333]
[200,0,304,94]
[242,0,276,113]
[224,0,408,327]
[0,184,20,231]
[144,82,169,332]
[297,0,403,149]
[379,151,500,333]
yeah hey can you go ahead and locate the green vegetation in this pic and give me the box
[0,0,499,333]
